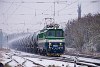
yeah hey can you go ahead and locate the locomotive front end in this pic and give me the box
[37,23,65,56]
[45,29,65,56]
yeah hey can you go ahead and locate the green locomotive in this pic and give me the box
[37,23,65,56]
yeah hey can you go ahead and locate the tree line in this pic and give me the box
[65,13,100,55]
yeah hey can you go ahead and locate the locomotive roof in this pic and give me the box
[39,28,63,33]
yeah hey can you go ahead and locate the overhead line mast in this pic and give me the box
[78,0,81,20]
[54,1,55,23]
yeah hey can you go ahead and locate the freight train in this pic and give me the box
[9,23,65,56]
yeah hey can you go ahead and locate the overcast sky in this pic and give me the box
[0,0,100,34]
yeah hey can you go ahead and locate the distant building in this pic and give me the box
[0,29,3,48]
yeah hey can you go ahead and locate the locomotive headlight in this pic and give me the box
[49,42,52,46]
[60,43,62,46]
[49,42,51,45]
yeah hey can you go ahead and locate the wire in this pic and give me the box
[1,0,16,24]
[41,5,53,15]
[0,0,53,3]
[4,2,22,23]
[58,0,78,12]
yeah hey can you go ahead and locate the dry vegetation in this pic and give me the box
[65,13,100,57]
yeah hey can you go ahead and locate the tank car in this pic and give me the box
[9,34,38,53]
[9,23,65,56]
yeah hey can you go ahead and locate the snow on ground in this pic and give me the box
[25,57,70,67]
[0,49,93,67]
[0,49,38,67]
[10,50,88,67]
[78,57,100,63]
[8,60,18,67]
[62,55,100,64]
[9,50,74,67]
[12,56,25,64]
[24,61,37,67]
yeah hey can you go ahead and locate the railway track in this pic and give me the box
[5,53,45,67]
[18,53,100,67]
[62,55,100,66]
[5,50,100,67]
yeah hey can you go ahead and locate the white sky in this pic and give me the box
[0,0,100,34]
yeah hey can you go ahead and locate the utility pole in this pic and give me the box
[53,1,56,23]
[27,28,29,33]
[78,0,81,20]
[0,29,3,48]
[7,35,8,49]
[35,9,37,16]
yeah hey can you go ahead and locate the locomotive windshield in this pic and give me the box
[46,30,55,37]
[46,29,64,37]
[56,30,63,37]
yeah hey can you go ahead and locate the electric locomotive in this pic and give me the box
[9,23,65,56]
[37,23,65,56]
